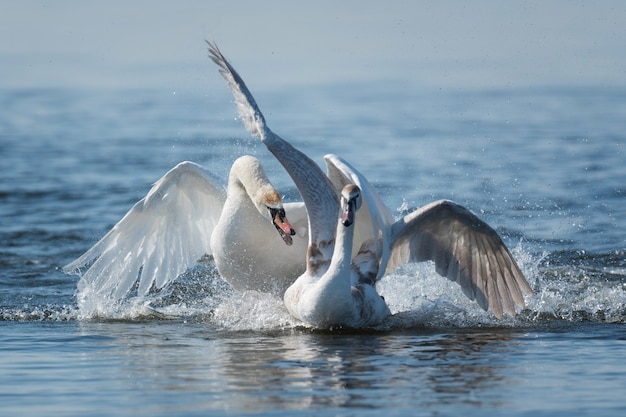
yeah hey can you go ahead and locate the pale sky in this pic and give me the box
[1,1,625,91]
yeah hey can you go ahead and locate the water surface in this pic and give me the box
[1,83,625,416]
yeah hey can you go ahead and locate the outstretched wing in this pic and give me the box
[64,161,226,299]
[208,40,339,274]
[324,154,395,278]
[207,40,266,140]
[387,200,532,319]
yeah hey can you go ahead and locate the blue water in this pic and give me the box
[1,82,625,416]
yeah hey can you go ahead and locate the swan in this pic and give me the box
[64,155,309,299]
[208,41,533,324]
[285,184,392,327]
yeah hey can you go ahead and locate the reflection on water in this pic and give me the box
[77,321,520,412]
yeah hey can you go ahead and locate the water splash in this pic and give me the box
[527,250,626,323]
[4,246,624,327]
[0,304,78,322]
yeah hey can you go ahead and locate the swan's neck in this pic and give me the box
[321,218,354,290]
[227,156,280,214]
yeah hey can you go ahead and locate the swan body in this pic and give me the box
[210,155,307,293]
[208,41,533,325]
[64,156,308,299]
[284,185,391,327]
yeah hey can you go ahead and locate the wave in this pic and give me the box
[2,247,625,328]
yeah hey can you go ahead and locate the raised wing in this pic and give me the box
[207,40,266,140]
[208,41,339,274]
[64,161,226,299]
[387,200,532,319]
[324,154,395,278]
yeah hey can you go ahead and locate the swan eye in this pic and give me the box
[341,185,361,205]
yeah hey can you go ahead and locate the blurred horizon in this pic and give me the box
[2,1,625,93]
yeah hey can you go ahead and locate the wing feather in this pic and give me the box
[387,199,531,317]
[207,40,266,140]
[64,161,226,299]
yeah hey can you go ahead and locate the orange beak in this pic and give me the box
[270,207,296,246]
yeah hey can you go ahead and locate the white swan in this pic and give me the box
[64,155,309,299]
[208,41,533,325]
[285,184,392,327]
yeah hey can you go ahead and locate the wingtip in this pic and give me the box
[206,39,226,69]
[205,37,218,54]
[207,39,234,79]
[61,261,82,276]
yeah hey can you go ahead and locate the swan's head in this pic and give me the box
[268,204,296,246]
[262,187,296,246]
[340,184,362,227]
[231,156,296,245]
